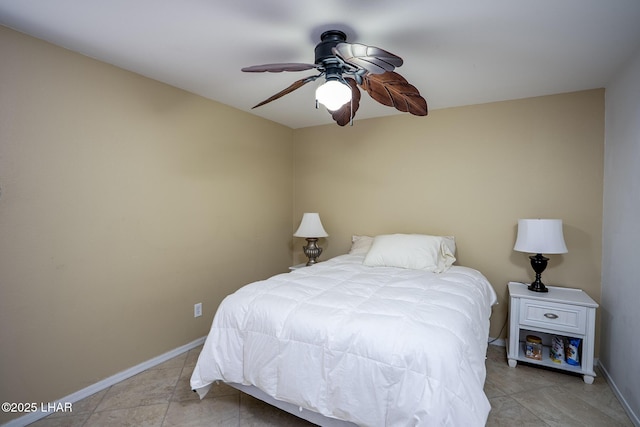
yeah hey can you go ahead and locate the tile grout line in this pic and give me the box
[163,348,193,426]
[237,390,241,427]
[166,352,188,426]
[517,395,552,427]
[79,385,111,427]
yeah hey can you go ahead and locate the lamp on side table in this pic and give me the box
[294,213,328,266]
[514,218,568,293]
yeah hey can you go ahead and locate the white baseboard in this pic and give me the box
[2,336,206,427]
[488,337,506,347]
[598,361,640,426]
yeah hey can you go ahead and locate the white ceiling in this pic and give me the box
[2,0,640,129]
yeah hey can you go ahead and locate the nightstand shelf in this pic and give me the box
[512,339,585,375]
[506,281,599,384]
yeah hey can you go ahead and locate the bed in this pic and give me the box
[190,234,498,426]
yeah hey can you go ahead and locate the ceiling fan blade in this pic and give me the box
[251,75,320,109]
[242,63,317,73]
[361,71,428,116]
[330,78,361,126]
[333,43,403,74]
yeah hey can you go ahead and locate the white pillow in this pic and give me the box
[363,234,456,272]
[349,235,374,255]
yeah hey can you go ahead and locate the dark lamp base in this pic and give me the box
[528,253,550,293]
[528,280,549,293]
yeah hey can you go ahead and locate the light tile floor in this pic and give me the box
[29,344,633,426]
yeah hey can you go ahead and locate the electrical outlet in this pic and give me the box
[194,303,202,318]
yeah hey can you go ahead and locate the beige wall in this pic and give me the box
[293,89,604,343]
[0,26,293,423]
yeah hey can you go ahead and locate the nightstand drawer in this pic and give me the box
[519,299,586,335]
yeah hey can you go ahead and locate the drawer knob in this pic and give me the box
[544,313,559,319]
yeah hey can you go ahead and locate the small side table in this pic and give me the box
[506,281,598,384]
[288,263,307,271]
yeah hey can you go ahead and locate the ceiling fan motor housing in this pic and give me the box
[315,30,347,72]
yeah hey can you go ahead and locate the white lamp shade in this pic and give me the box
[293,213,328,238]
[315,80,351,111]
[514,219,568,254]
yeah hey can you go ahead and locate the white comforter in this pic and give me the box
[190,254,497,426]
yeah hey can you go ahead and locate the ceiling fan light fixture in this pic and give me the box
[315,78,351,111]
[242,29,428,124]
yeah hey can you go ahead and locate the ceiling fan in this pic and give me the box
[242,30,428,126]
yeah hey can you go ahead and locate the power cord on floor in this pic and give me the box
[488,315,508,344]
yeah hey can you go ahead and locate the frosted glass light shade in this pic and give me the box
[315,80,351,111]
[514,219,568,254]
[293,213,328,238]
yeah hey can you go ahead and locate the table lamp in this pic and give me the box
[293,213,328,266]
[514,219,568,292]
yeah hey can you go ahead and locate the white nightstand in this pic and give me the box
[506,281,599,384]
[288,263,308,271]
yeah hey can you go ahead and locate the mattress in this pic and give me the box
[190,253,497,426]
